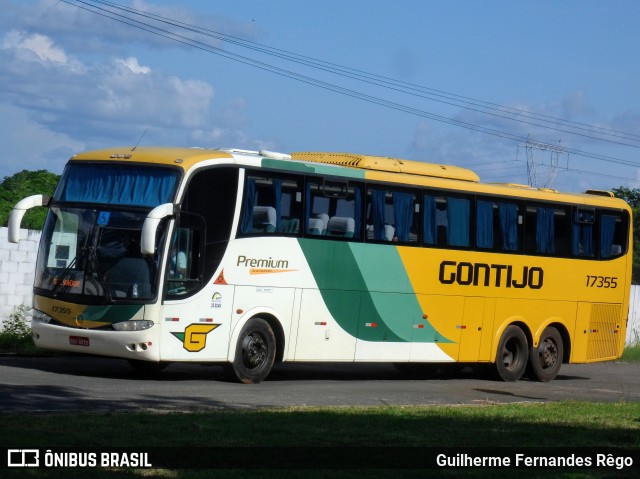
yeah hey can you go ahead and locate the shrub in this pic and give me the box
[0,304,33,351]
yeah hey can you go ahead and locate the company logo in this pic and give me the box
[439,260,544,289]
[236,255,297,275]
[8,449,39,467]
[171,323,220,352]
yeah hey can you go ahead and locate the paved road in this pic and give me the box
[0,356,637,413]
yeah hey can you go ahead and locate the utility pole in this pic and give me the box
[518,139,568,188]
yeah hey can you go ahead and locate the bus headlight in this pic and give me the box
[112,320,154,332]
[32,309,52,324]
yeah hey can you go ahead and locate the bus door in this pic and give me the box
[160,166,240,361]
[160,214,231,361]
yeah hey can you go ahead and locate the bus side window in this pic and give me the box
[599,211,627,259]
[476,200,521,252]
[423,193,470,248]
[305,179,362,240]
[366,188,418,243]
[240,174,301,235]
[525,205,569,256]
[571,208,595,257]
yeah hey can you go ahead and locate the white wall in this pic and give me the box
[0,226,639,346]
[626,286,640,347]
[0,227,41,323]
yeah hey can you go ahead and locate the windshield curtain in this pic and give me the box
[55,163,180,207]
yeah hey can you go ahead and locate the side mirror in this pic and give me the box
[8,194,50,243]
[140,203,177,255]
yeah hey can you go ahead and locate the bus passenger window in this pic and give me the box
[571,208,595,257]
[599,211,627,259]
[424,194,469,247]
[305,179,362,239]
[366,188,418,243]
[240,174,301,235]
[476,200,520,252]
[525,205,568,256]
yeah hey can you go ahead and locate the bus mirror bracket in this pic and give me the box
[141,203,178,255]
[8,194,51,244]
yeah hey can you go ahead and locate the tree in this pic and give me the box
[0,170,60,230]
[612,187,640,284]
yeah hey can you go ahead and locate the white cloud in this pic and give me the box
[3,30,66,63]
[0,0,271,177]
[114,57,151,75]
[2,30,86,74]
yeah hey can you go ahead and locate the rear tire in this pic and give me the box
[528,327,563,382]
[491,325,528,381]
[225,318,276,384]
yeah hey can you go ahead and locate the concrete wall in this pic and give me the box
[0,226,639,346]
[626,286,640,347]
[0,227,41,323]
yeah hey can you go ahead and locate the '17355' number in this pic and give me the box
[586,275,618,288]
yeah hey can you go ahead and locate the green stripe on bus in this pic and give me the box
[298,239,450,343]
[78,304,143,323]
[262,158,366,179]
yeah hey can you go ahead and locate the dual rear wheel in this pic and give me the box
[492,325,563,382]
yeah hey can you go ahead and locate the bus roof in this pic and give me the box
[70,146,234,171]
[67,146,628,210]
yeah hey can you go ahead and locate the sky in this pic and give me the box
[1,0,639,194]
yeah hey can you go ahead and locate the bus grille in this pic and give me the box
[586,304,621,361]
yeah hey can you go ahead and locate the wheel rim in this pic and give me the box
[538,338,558,370]
[241,333,267,370]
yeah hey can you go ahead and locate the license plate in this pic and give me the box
[69,336,90,347]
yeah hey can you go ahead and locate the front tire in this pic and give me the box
[528,327,563,382]
[491,325,528,381]
[225,318,276,384]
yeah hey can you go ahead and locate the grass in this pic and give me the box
[0,333,38,354]
[0,325,638,478]
[1,402,638,478]
[621,344,640,362]
[2,402,639,448]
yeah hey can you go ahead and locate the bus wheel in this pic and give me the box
[491,325,528,382]
[226,318,276,384]
[528,327,563,382]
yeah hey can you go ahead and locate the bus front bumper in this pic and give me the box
[32,321,161,362]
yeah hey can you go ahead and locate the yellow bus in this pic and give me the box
[9,147,632,383]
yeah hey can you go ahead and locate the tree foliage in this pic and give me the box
[0,170,60,230]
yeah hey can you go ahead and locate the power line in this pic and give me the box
[60,0,640,169]
[82,0,640,147]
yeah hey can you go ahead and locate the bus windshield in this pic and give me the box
[35,206,168,303]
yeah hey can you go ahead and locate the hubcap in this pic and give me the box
[242,333,267,369]
[539,339,558,369]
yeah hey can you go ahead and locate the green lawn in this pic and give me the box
[2,402,638,479]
